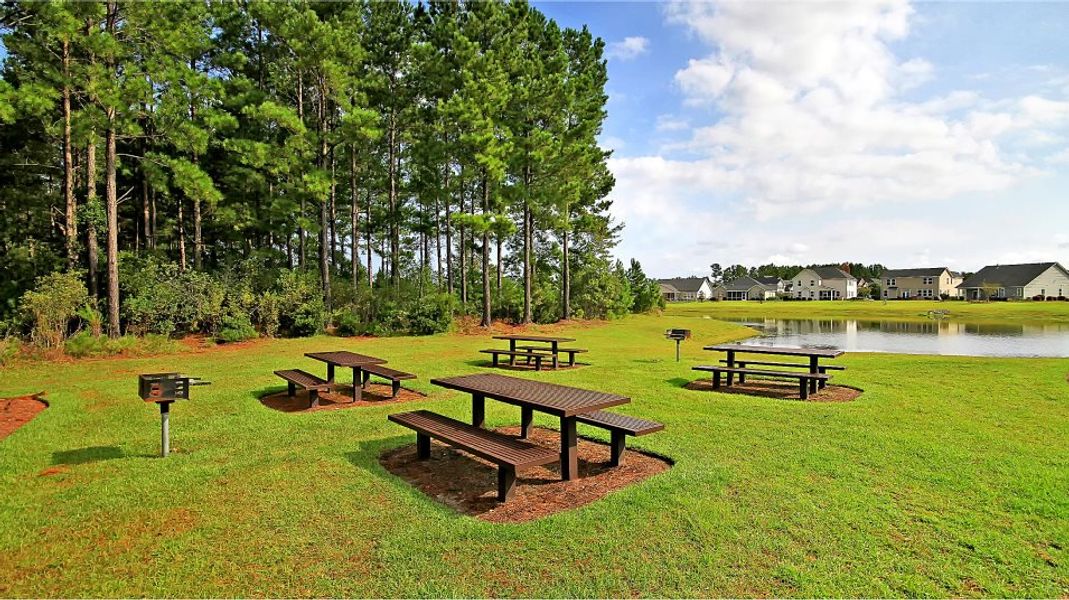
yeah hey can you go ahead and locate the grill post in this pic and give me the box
[160,401,171,457]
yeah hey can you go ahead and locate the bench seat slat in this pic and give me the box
[479,349,552,358]
[389,410,558,469]
[692,366,830,380]
[274,369,331,389]
[576,410,663,436]
[515,345,589,354]
[361,364,416,380]
[719,359,844,371]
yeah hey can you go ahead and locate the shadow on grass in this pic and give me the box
[52,445,124,465]
[665,377,693,388]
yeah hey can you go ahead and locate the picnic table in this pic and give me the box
[491,334,577,369]
[305,351,387,402]
[702,343,844,395]
[430,373,629,480]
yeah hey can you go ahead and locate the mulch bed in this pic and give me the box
[260,383,424,413]
[0,393,48,441]
[685,378,862,402]
[380,426,672,523]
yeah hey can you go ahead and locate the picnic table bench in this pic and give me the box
[717,359,845,388]
[693,365,830,400]
[479,348,552,371]
[274,369,332,408]
[305,351,387,402]
[575,410,664,467]
[515,345,588,367]
[361,364,416,398]
[388,410,558,501]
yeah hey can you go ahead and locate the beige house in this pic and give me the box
[881,267,963,299]
[957,262,1069,300]
[658,277,714,302]
[710,275,779,300]
[790,266,857,300]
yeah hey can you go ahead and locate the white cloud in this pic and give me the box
[655,114,690,132]
[606,36,650,61]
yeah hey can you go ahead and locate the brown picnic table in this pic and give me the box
[702,343,844,394]
[305,351,387,402]
[430,373,629,481]
[492,334,577,369]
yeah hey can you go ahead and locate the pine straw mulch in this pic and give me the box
[260,383,425,413]
[0,392,48,441]
[380,426,672,523]
[685,378,862,402]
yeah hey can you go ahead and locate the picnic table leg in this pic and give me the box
[327,363,335,384]
[712,370,721,389]
[520,407,533,439]
[818,367,827,389]
[551,341,559,369]
[352,367,362,402]
[416,433,431,459]
[309,390,320,409]
[808,356,819,394]
[799,378,808,400]
[560,416,578,481]
[472,394,485,428]
[726,350,735,385]
[509,340,516,365]
[738,361,746,384]
[609,431,626,467]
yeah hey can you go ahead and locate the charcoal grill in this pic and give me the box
[138,373,210,457]
[664,329,692,362]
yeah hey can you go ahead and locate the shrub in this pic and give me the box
[65,332,177,358]
[275,270,325,337]
[0,337,19,365]
[407,293,456,335]
[334,311,363,337]
[217,311,258,343]
[20,271,89,347]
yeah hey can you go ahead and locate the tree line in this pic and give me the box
[0,0,649,340]
[708,262,889,284]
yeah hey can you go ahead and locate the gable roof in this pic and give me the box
[657,277,710,293]
[958,262,1067,289]
[794,266,854,280]
[755,276,782,286]
[722,275,767,291]
[882,267,950,278]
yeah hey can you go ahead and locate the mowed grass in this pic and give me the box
[670,298,1069,324]
[0,304,1067,597]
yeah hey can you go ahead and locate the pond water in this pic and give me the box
[717,317,1069,357]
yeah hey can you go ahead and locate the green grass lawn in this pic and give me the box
[668,298,1069,324]
[0,304,1067,597]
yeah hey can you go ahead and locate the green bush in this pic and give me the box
[408,293,456,335]
[275,270,324,337]
[217,312,258,343]
[0,337,19,365]
[121,257,225,336]
[64,332,177,358]
[334,311,364,337]
[20,271,89,347]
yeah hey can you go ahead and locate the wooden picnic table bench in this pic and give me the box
[515,345,588,367]
[305,351,387,402]
[575,410,664,466]
[274,369,332,408]
[492,334,578,369]
[388,410,558,501]
[360,364,416,398]
[704,343,843,393]
[693,365,830,400]
[479,348,552,371]
[430,373,630,481]
[717,359,844,389]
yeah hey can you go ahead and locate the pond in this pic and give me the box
[717,317,1069,357]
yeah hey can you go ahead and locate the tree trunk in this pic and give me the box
[330,149,338,274]
[523,164,533,323]
[62,38,77,270]
[388,110,399,288]
[318,76,331,316]
[178,198,187,270]
[296,68,305,268]
[481,172,491,327]
[562,226,571,320]
[86,139,99,299]
[444,166,453,295]
[366,189,372,287]
[104,2,120,338]
[357,144,365,286]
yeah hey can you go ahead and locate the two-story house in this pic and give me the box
[881,267,963,299]
[790,266,857,300]
[957,262,1069,300]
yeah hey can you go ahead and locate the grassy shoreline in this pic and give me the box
[667,299,1069,325]
[0,306,1066,596]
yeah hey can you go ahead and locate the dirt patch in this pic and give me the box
[260,382,425,413]
[685,378,862,402]
[380,426,671,523]
[0,393,48,441]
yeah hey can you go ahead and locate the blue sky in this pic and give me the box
[537,1,1069,277]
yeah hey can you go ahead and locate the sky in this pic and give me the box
[536,1,1069,278]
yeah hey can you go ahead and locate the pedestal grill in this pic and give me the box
[664,329,692,362]
[138,373,210,457]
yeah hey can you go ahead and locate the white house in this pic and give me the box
[790,266,858,300]
[957,262,1069,300]
[658,277,714,302]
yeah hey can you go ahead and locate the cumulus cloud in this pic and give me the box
[606,36,650,61]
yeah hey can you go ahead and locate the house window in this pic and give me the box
[922,277,934,285]
[883,289,888,297]
[887,278,896,287]
[810,280,815,286]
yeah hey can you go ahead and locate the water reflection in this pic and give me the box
[718,317,1069,357]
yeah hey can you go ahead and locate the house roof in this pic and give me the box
[882,267,950,278]
[794,266,854,280]
[722,275,767,291]
[755,276,782,286]
[958,262,1066,289]
[657,277,709,293]
[658,283,678,294]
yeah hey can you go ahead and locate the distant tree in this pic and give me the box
[709,262,722,284]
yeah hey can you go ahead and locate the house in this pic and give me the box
[755,276,787,295]
[957,262,1069,300]
[881,267,963,299]
[790,266,858,300]
[658,277,714,302]
[710,275,779,300]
